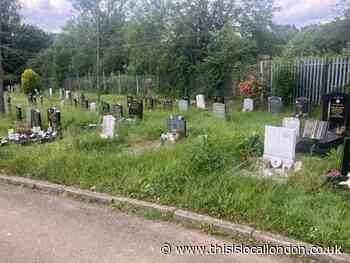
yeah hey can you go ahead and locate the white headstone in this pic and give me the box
[242,98,254,112]
[178,100,189,112]
[196,94,206,109]
[263,125,296,168]
[65,90,71,100]
[101,115,116,139]
[212,103,226,119]
[49,88,53,97]
[282,117,300,138]
[89,102,97,112]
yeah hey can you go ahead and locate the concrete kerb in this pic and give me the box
[0,174,349,263]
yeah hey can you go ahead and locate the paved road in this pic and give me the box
[0,183,297,263]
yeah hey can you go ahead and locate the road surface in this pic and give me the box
[0,183,298,263]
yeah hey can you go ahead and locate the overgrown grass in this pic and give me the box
[1,91,350,252]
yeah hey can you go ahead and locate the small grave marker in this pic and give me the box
[178,100,189,112]
[242,98,254,112]
[212,103,226,119]
[268,96,282,114]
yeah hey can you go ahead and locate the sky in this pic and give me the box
[19,0,340,33]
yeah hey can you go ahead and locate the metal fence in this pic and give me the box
[259,57,350,104]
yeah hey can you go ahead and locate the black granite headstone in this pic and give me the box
[128,100,143,119]
[341,137,350,176]
[322,92,350,132]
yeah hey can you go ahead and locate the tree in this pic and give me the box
[21,69,41,95]
[0,0,20,114]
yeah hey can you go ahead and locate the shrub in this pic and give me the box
[21,69,41,95]
[274,65,295,105]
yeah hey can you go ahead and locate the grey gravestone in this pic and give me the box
[163,99,173,111]
[242,98,254,112]
[129,100,143,119]
[167,115,187,138]
[296,97,311,117]
[341,137,350,176]
[33,110,42,128]
[282,117,300,138]
[212,103,226,119]
[26,108,35,129]
[268,96,283,114]
[178,100,189,112]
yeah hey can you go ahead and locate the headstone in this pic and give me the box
[163,99,173,111]
[26,108,35,129]
[89,102,97,112]
[322,92,350,133]
[15,105,22,121]
[32,109,42,129]
[242,98,254,112]
[302,119,329,140]
[196,94,206,109]
[101,101,110,114]
[47,108,61,131]
[295,97,311,117]
[127,96,133,108]
[268,96,283,114]
[167,115,187,138]
[282,117,301,138]
[128,100,143,119]
[341,137,350,176]
[101,115,116,139]
[112,104,123,120]
[214,96,225,104]
[178,100,189,112]
[49,88,53,97]
[212,103,226,119]
[263,125,296,168]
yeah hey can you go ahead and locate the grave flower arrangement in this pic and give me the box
[239,74,264,99]
[324,169,343,188]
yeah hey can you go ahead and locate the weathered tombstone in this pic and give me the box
[32,109,42,129]
[26,108,35,129]
[295,97,311,117]
[282,117,301,138]
[322,92,350,133]
[101,101,110,114]
[242,98,254,112]
[112,104,123,120]
[163,99,173,111]
[47,108,61,132]
[341,137,350,176]
[268,96,282,114]
[263,125,296,168]
[89,102,97,112]
[15,105,22,121]
[178,100,189,112]
[167,115,187,138]
[127,96,133,108]
[101,115,116,139]
[128,100,143,119]
[214,96,225,104]
[212,103,226,119]
[196,94,206,109]
[49,88,53,97]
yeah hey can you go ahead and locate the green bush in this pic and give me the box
[274,65,295,105]
[21,69,42,94]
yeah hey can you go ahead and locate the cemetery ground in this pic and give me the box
[0,92,350,255]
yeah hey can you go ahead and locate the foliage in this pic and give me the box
[272,60,295,105]
[21,69,42,94]
[237,134,264,162]
[239,74,264,99]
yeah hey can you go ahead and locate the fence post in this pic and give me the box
[321,57,329,100]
